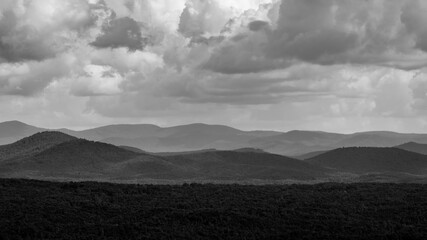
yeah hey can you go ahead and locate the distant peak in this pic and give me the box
[18,131,77,143]
[32,131,74,137]
[397,141,424,147]
[405,141,420,145]
[1,120,28,126]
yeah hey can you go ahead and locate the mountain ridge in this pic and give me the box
[2,120,427,156]
[306,147,427,175]
[395,142,427,155]
[0,131,330,181]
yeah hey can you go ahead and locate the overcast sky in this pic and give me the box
[1,0,427,133]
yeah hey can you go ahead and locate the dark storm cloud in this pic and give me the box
[248,20,269,32]
[91,17,146,51]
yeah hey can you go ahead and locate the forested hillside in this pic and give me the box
[1,179,427,239]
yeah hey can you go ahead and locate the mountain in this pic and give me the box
[232,148,267,153]
[333,132,421,148]
[0,121,45,145]
[76,123,282,153]
[249,130,427,156]
[1,137,140,175]
[395,142,427,155]
[293,150,329,160]
[0,132,328,181]
[119,145,147,153]
[163,151,328,180]
[248,130,345,156]
[0,131,76,162]
[2,121,427,157]
[61,124,162,140]
[306,147,427,175]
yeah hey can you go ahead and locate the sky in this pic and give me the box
[1,0,427,133]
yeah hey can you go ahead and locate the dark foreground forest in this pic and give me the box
[1,179,427,239]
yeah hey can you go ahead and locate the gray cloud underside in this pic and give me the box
[91,17,146,51]
[202,0,427,74]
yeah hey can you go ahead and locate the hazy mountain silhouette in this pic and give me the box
[395,142,427,156]
[333,132,419,148]
[307,147,427,175]
[0,121,45,145]
[248,130,345,156]
[95,123,282,153]
[2,121,427,156]
[249,130,427,156]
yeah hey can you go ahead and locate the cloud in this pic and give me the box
[178,0,233,38]
[401,1,427,52]
[1,0,427,134]
[204,0,427,74]
[248,20,269,31]
[0,0,95,63]
[0,54,74,96]
[91,16,147,51]
[70,64,124,96]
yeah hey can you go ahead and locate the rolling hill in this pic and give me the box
[2,120,427,157]
[0,135,143,178]
[0,131,76,161]
[306,147,427,175]
[395,142,427,155]
[0,131,330,181]
[163,151,328,180]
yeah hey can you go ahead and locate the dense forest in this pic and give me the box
[1,179,427,239]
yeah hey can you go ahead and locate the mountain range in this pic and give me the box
[1,124,427,182]
[2,120,427,156]
[0,131,328,181]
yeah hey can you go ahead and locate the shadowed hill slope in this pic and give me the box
[23,139,141,172]
[0,132,328,181]
[0,131,76,161]
[395,142,427,156]
[307,147,427,175]
[164,151,328,180]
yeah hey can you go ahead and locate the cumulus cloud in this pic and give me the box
[178,0,233,38]
[0,0,95,62]
[0,54,74,96]
[204,0,427,74]
[70,64,124,96]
